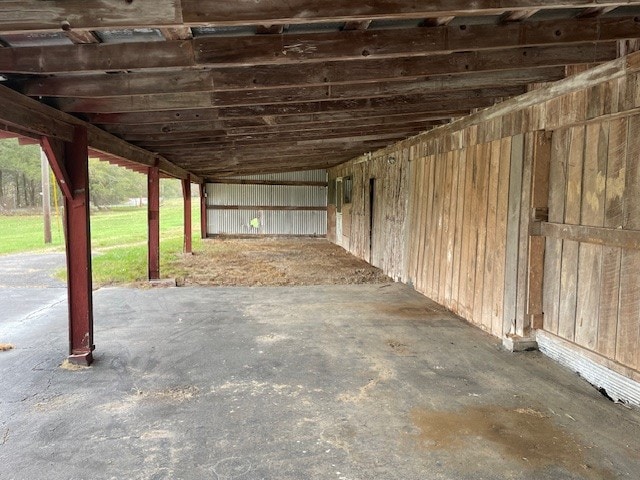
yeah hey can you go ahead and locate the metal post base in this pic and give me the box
[68,352,93,366]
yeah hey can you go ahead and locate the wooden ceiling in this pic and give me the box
[1,1,640,178]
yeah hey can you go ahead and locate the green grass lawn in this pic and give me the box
[0,197,201,285]
[0,213,66,254]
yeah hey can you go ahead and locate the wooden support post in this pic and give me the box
[503,134,524,338]
[527,132,551,331]
[503,131,550,351]
[61,127,94,365]
[182,175,192,254]
[199,183,207,239]
[148,165,160,280]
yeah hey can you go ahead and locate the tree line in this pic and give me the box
[0,138,182,212]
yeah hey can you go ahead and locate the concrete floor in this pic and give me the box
[1,275,640,479]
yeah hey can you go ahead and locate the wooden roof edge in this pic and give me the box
[0,83,202,183]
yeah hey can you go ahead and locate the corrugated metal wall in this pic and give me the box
[206,170,327,236]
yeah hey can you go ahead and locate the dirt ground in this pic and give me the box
[170,237,391,287]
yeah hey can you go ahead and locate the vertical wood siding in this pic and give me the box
[328,67,640,376]
[544,116,640,372]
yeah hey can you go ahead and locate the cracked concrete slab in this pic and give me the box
[1,282,639,479]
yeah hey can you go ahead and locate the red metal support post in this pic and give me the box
[62,127,94,365]
[199,183,208,239]
[148,165,160,280]
[182,176,192,254]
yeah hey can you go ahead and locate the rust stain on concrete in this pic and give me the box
[410,405,615,479]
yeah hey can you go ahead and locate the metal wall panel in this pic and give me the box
[208,184,326,207]
[216,169,327,183]
[207,209,326,236]
[206,169,327,236]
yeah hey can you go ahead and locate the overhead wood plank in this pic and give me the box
[0,19,628,73]
[49,85,527,113]
[0,1,181,33]
[65,90,523,124]
[180,1,639,26]
[132,127,428,147]
[90,107,463,127]
[22,66,567,99]
[0,41,195,74]
[118,118,446,141]
[51,44,611,116]
[145,132,417,153]
[192,18,640,66]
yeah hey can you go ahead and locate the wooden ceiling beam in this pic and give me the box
[0,83,200,182]
[0,1,181,34]
[48,82,528,114]
[98,113,457,140]
[179,1,640,26]
[88,107,469,127]
[174,142,390,157]
[130,122,438,147]
[152,133,417,155]
[0,1,633,34]
[75,93,523,133]
[23,67,565,103]
[18,44,606,98]
[172,142,400,158]
[113,116,448,142]
[104,115,449,138]
[0,17,635,74]
[51,86,524,115]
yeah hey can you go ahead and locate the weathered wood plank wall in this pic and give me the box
[330,149,410,281]
[544,115,640,373]
[328,57,640,374]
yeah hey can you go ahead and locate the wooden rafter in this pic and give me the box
[19,63,570,99]
[180,1,640,26]
[1,1,637,34]
[1,3,639,177]
[0,83,201,182]
[1,17,637,73]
